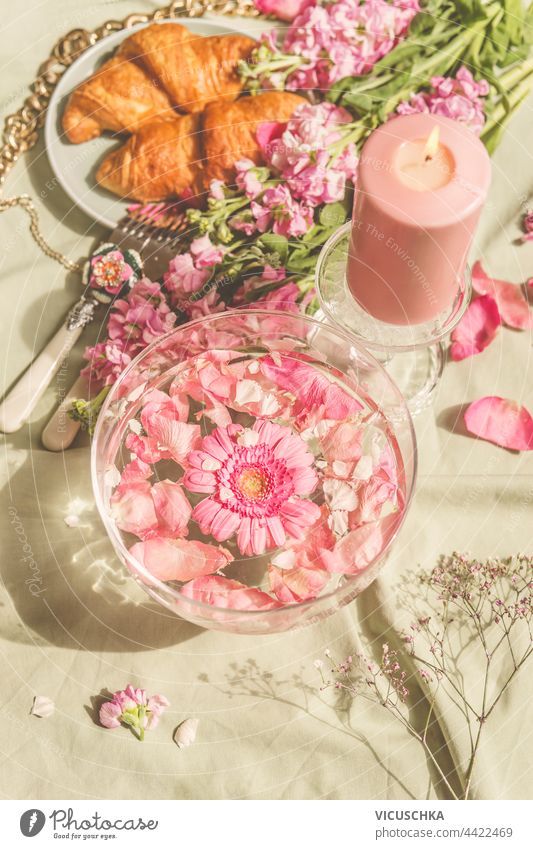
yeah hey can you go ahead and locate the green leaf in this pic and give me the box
[319,202,348,228]
[257,233,288,264]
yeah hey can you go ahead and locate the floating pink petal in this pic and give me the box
[472,261,533,330]
[268,564,330,604]
[110,479,158,538]
[450,294,500,361]
[130,537,233,582]
[321,520,386,575]
[151,480,192,538]
[464,396,533,451]
[180,575,281,610]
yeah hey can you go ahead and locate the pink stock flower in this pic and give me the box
[254,0,315,22]
[107,279,176,353]
[251,184,314,236]
[280,0,419,90]
[163,235,224,300]
[259,102,358,206]
[235,159,265,199]
[81,340,132,388]
[181,575,281,610]
[164,252,210,296]
[190,234,225,269]
[82,280,171,389]
[209,179,226,200]
[397,66,489,134]
[183,420,320,556]
[99,684,169,740]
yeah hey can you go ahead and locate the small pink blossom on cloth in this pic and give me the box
[521,210,533,241]
[184,420,320,556]
[472,261,533,330]
[449,294,501,361]
[99,685,169,741]
[464,397,533,451]
[181,575,282,610]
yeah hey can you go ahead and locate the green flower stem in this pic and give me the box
[68,385,110,434]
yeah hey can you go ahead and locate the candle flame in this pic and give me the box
[424,126,440,161]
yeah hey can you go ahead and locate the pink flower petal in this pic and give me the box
[145,416,201,464]
[268,563,330,603]
[449,294,500,361]
[472,261,533,330]
[464,396,533,450]
[151,480,191,537]
[99,700,122,729]
[180,575,281,610]
[320,521,386,575]
[110,480,158,539]
[130,537,233,581]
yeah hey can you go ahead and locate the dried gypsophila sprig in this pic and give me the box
[318,553,532,800]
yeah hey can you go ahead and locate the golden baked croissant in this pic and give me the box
[96,115,202,201]
[95,92,307,202]
[62,56,174,144]
[201,91,307,184]
[63,23,255,143]
[120,23,255,113]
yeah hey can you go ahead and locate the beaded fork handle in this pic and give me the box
[0,0,259,436]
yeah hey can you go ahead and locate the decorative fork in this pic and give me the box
[0,204,188,444]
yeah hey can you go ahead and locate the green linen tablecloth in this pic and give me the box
[1,0,532,801]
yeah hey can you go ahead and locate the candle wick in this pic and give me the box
[424,154,432,163]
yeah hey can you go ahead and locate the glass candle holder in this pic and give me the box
[316,222,472,413]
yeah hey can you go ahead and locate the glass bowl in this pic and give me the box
[92,310,417,634]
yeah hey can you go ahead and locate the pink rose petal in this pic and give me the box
[180,575,281,610]
[464,396,533,450]
[151,480,192,538]
[268,563,330,603]
[450,294,500,361]
[130,537,233,582]
[320,521,384,575]
[472,261,533,330]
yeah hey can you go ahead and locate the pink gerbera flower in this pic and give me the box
[183,420,320,556]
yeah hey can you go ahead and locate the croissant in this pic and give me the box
[62,56,174,144]
[96,115,202,202]
[201,91,307,184]
[63,23,255,143]
[119,23,255,113]
[95,92,307,202]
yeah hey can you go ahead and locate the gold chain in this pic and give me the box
[0,0,259,272]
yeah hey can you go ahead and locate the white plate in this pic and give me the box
[44,18,259,229]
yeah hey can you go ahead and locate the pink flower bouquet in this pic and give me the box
[93,311,416,633]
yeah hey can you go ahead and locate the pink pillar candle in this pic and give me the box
[347,113,491,325]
